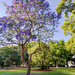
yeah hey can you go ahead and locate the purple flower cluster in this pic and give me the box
[15,34,20,39]
[7,38,11,42]
[23,29,30,35]
[57,13,61,19]
[15,29,30,39]
[0,0,61,43]
[32,35,37,39]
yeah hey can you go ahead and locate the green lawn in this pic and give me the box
[0,67,75,75]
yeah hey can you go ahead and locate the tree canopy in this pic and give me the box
[56,0,75,57]
[49,40,72,68]
[56,0,75,35]
[65,35,75,54]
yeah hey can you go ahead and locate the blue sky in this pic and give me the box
[0,0,70,42]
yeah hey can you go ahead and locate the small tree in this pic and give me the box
[56,0,75,66]
[28,41,51,69]
[0,46,23,67]
[0,0,61,75]
[49,40,70,68]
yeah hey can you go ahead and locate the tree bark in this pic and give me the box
[26,66,31,75]
[66,60,68,67]
[56,61,58,68]
[21,44,31,75]
[41,61,45,70]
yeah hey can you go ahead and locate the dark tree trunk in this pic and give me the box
[74,60,75,66]
[66,60,68,67]
[26,66,31,75]
[41,65,44,70]
[41,61,45,70]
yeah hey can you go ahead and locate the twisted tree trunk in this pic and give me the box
[26,65,31,75]
[21,44,31,75]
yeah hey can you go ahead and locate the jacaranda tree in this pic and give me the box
[0,0,61,75]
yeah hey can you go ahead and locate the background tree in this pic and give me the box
[56,0,75,35]
[0,0,60,75]
[49,40,72,68]
[56,0,75,62]
[28,41,51,70]
[0,46,23,67]
[65,36,75,55]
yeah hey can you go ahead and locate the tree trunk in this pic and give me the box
[41,61,45,70]
[66,60,68,67]
[74,60,75,66]
[56,61,58,68]
[21,44,31,75]
[26,66,31,75]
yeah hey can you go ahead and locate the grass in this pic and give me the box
[0,67,75,75]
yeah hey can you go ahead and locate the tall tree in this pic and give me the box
[56,0,75,56]
[56,0,75,35]
[49,40,71,68]
[0,0,60,75]
[28,41,51,70]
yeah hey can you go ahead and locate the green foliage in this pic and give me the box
[61,15,75,35]
[56,0,75,56]
[65,35,75,54]
[55,0,65,13]
[56,0,75,16]
[56,0,75,36]
[28,41,51,69]
[49,40,72,67]
[0,46,23,67]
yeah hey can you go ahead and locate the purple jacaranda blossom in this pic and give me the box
[46,2,49,8]
[3,25,6,30]
[28,39,30,42]
[25,24,30,28]
[0,0,61,47]
[31,0,35,2]
[24,29,30,35]
[11,10,15,13]
[0,23,2,25]
[57,13,61,19]
[28,3,32,6]
[47,12,51,16]
[32,35,37,39]
[20,18,27,21]
[26,0,28,2]
[19,30,23,34]
[12,0,19,5]
[6,6,10,10]
[7,38,11,42]
[20,37,23,40]
[16,22,20,26]
[15,34,20,39]
[53,20,55,25]
[43,18,46,21]
[52,12,56,19]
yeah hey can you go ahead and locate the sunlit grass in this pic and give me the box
[0,67,75,75]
